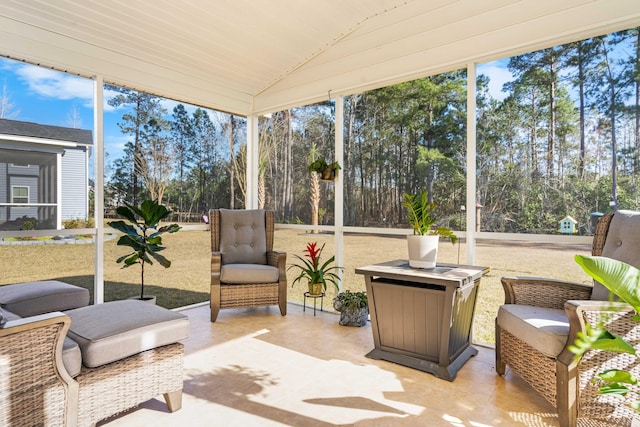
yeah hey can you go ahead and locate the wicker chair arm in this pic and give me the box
[557,300,639,425]
[501,276,593,308]
[267,250,287,272]
[211,251,222,284]
[0,312,78,426]
[562,300,637,352]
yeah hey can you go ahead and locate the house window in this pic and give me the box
[12,186,29,204]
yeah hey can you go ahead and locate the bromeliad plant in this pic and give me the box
[108,199,181,300]
[570,255,640,411]
[403,191,457,243]
[288,242,342,292]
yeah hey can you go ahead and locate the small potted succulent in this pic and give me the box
[333,290,368,326]
[288,242,342,296]
[403,190,457,269]
[108,199,181,302]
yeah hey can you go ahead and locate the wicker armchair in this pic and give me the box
[0,312,78,427]
[496,211,640,426]
[209,209,287,322]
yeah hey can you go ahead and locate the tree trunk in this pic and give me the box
[309,171,320,233]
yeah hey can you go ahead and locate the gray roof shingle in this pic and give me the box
[0,118,92,145]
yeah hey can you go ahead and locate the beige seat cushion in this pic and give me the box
[497,304,569,358]
[0,280,89,317]
[221,264,279,284]
[62,337,82,377]
[0,307,82,377]
[0,307,20,322]
[66,300,189,368]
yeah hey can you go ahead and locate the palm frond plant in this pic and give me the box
[402,190,456,268]
[288,242,342,295]
[570,255,640,411]
[108,199,181,300]
[403,191,457,242]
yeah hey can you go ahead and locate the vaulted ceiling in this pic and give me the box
[1,0,639,116]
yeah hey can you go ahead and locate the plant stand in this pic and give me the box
[303,292,324,316]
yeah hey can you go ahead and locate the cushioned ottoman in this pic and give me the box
[65,299,189,368]
[0,280,90,317]
[65,300,189,426]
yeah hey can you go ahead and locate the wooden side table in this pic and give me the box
[356,260,489,381]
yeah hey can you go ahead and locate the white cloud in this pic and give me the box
[15,64,93,101]
[477,62,513,101]
[104,134,129,154]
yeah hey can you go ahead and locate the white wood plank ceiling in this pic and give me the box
[0,0,639,116]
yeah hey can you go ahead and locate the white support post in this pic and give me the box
[246,114,259,209]
[93,76,105,304]
[466,63,477,265]
[56,153,62,229]
[334,96,345,289]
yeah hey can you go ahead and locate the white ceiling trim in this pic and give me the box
[0,0,639,117]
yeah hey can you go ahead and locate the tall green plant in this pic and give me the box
[403,191,457,243]
[108,199,181,299]
[570,255,640,409]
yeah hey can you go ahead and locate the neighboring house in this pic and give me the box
[0,118,92,230]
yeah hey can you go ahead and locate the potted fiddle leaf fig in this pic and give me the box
[403,190,457,269]
[108,199,181,302]
[333,290,368,326]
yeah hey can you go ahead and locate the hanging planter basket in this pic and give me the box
[321,167,336,181]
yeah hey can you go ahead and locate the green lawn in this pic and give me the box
[0,228,591,345]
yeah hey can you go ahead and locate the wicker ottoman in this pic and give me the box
[65,300,189,427]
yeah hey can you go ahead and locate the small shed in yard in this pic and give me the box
[559,215,578,234]
[0,118,92,230]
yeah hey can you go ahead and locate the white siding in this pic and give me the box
[0,162,5,221]
[61,147,88,220]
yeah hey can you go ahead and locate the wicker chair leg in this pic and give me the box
[556,356,578,427]
[163,390,182,412]
[210,304,220,322]
[210,283,221,322]
[495,321,506,375]
[278,293,287,316]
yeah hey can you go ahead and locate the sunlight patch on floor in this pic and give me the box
[184,329,424,425]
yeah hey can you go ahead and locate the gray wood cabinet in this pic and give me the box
[356,260,488,381]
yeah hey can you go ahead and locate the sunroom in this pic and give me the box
[1,1,640,426]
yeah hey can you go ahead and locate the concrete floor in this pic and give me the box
[100,302,558,427]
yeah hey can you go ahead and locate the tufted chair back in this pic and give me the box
[590,210,640,300]
[218,209,268,265]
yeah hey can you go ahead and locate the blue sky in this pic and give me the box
[1,57,122,160]
[0,56,512,168]
[0,57,211,168]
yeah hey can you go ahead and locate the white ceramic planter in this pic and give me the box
[407,235,439,269]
